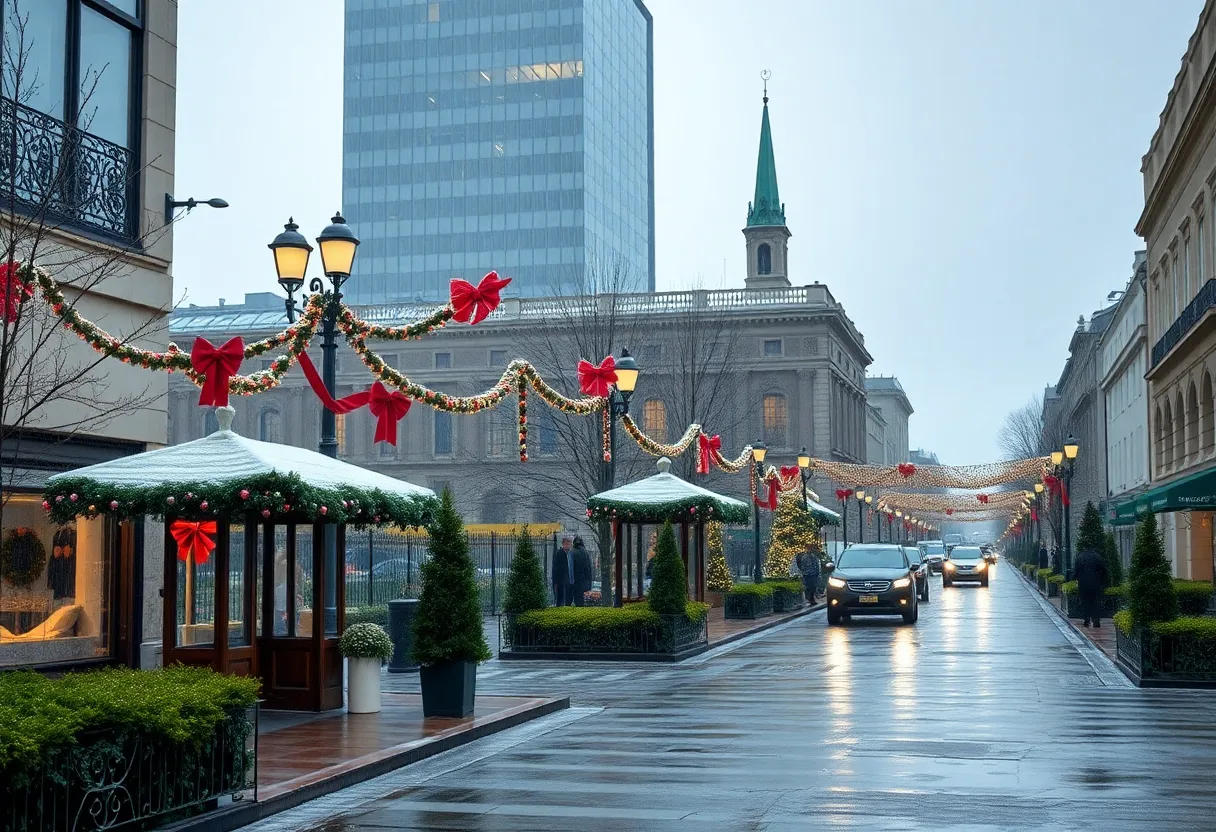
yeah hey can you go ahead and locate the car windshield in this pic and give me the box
[920,543,945,555]
[950,547,984,562]
[837,547,907,569]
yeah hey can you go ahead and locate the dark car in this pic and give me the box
[901,546,931,603]
[917,540,947,573]
[943,545,989,587]
[825,544,920,625]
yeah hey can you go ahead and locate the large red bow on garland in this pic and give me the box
[171,520,217,564]
[577,356,617,397]
[368,382,411,445]
[192,336,245,407]
[835,489,854,502]
[449,271,512,325]
[897,463,916,479]
[0,261,32,324]
[779,465,800,482]
[945,508,954,516]
[697,434,721,475]
[753,478,779,511]
[977,494,989,504]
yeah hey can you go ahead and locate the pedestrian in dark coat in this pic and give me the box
[571,537,594,606]
[552,537,574,606]
[795,548,821,603]
[1038,544,1049,570]
[1074,546,1110,628]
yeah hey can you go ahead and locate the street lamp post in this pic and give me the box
[271,214,361,632]
[866,495,875,541]
[1050,449,1064,568]
[752,442,768,582]
[856,490,866,543]
[1062,435,1079,579]
[599,348,639,607]
[797,447,811,510]
[1034,482,1045,561]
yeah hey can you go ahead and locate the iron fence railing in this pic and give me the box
[0,98,138,243]
[1117,626,1216,681]
[4,704,256,832]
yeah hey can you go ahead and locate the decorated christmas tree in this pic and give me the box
[706,521,733,592]
[412,489,492,665]
[647,521,688,615]
[1127,512,1177,629]
[502,525,547,615]
[764,491,819,578]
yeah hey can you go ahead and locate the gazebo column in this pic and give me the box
[614,520,624,607]
[636,524,644,598]
[695,521,706,602]
[680,522,689,596]
[625,526,633,601]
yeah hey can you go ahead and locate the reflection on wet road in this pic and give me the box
[249,563,1216,830]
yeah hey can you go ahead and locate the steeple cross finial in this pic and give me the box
[761,69,771,104]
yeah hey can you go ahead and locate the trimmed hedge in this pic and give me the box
[1047,574,1066,585]
[0,666,259,785]
[515,600,708,634]
[1035,568,1055,579]
[1062,580,1079,594]
[346,605,389,628]
[1115,610,1216,641]
[726,582,776,597]
[1173,580,1214,615]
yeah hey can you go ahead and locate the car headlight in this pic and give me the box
[944,561,956,570]
[892,577,911,589]
[975,561,987,571]
[827,577,847,589]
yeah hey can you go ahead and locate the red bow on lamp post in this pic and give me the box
[171,520,217,564]
[835,489,854,503]
[0,261,32,324]
[368,382,411,445]
[697,434,721,475]
[449,271,512,325]
[754,476,779,510]
[577,356,617,398]
[191,336,245,407]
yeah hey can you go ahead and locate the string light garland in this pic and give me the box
[811,457,1048,490]
[878,491,1031,514]
[619,415,700,458]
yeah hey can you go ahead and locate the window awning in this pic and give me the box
[1107,466,1216,524]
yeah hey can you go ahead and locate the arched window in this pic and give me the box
[762,393,788,447]
[1156,405,1165,472]
[1176,392,1186,466]
[538,408,558,456]
[204,408,219,436]
[259,409,282,443]
[1188,382,1200,460]
[757,243,772,275]
[643,399,667,443]
[1203,372,1214,455]
[1162,401,1174,469]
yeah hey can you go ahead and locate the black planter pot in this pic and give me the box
[420,660,477,717]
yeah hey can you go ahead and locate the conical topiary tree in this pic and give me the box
[502,525,547,615]
[1103,530,1124,588]
[412,489,492,665]
[1127,512,1178,629]
[764,491,819,578]
[647,520,687,615]
[705,521,733,592]
[1075,502,1105,565]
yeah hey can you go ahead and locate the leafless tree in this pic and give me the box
[0,2,167,530]
[997,395,1046,461]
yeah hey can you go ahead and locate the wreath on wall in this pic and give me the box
[1,527,47,588]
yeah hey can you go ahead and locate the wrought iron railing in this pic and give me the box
[724,591,775,619]
[0,98,137,243]
[1151,278,1216,367]
[4,704,257,832]
[499,612,707,655]
[1116,626,1216,681]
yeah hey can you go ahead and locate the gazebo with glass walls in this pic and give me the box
[588,458,750,604]
[43,406,437,711]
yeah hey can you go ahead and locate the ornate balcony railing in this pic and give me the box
[1151,278,1216,368]
[0,97,138,243]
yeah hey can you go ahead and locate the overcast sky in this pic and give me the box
[173,0,1204,465]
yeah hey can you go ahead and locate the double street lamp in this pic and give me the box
[1060,435,1079,577]
[752,441,768,582]
[855,490,866,543]
[268,214,362,630]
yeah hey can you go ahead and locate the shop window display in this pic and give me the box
[0,494,110,665]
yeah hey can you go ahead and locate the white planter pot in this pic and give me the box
[347,657,383,714]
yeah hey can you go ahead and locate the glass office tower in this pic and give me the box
[342,0,654,304]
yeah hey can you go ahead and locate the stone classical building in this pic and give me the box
[865,376,913,465]
[1134,0,1216,580]
[169,91,880,550]
[1,1,177,670]
[1099,253,1150,567]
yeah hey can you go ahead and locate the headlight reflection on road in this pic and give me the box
[890,627,917,720]
[825,625,854,743]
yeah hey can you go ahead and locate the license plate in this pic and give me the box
[859,595,879,603]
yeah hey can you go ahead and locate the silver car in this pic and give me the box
[942,545,990,587]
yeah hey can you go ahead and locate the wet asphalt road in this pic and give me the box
[246,563,1216,831]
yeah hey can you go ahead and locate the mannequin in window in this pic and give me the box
[757,243,772,275]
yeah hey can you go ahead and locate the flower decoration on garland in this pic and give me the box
[449,271,512,325]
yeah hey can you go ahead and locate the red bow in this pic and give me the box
[1031,508,1039,522]
[171,520,217,564]
[946,508,954,516]
[780,465,800,481]
[368,381,411,445]
[897,463,916,479]
[754,478,779,510]
[0,261,32,324]
[977,494,989,504]
[577,356,617,397]
[836,489,854,502]
[192,336,245,408]
[697,434,721,475]
[450,271,512,325]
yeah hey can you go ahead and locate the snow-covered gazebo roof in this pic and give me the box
[805,497,841,526]
[587,457,751,524]
[44,406,437,528]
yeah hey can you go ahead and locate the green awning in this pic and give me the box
[1108,466,1216,524]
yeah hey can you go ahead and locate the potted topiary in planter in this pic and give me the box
[412,489,491,717]
[340,622,394,713]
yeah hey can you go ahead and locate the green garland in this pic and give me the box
[1,528,47,587]
[586,495,750,525]
[43,472,438,529]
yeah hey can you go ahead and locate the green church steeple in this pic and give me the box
[746,74,785,228]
